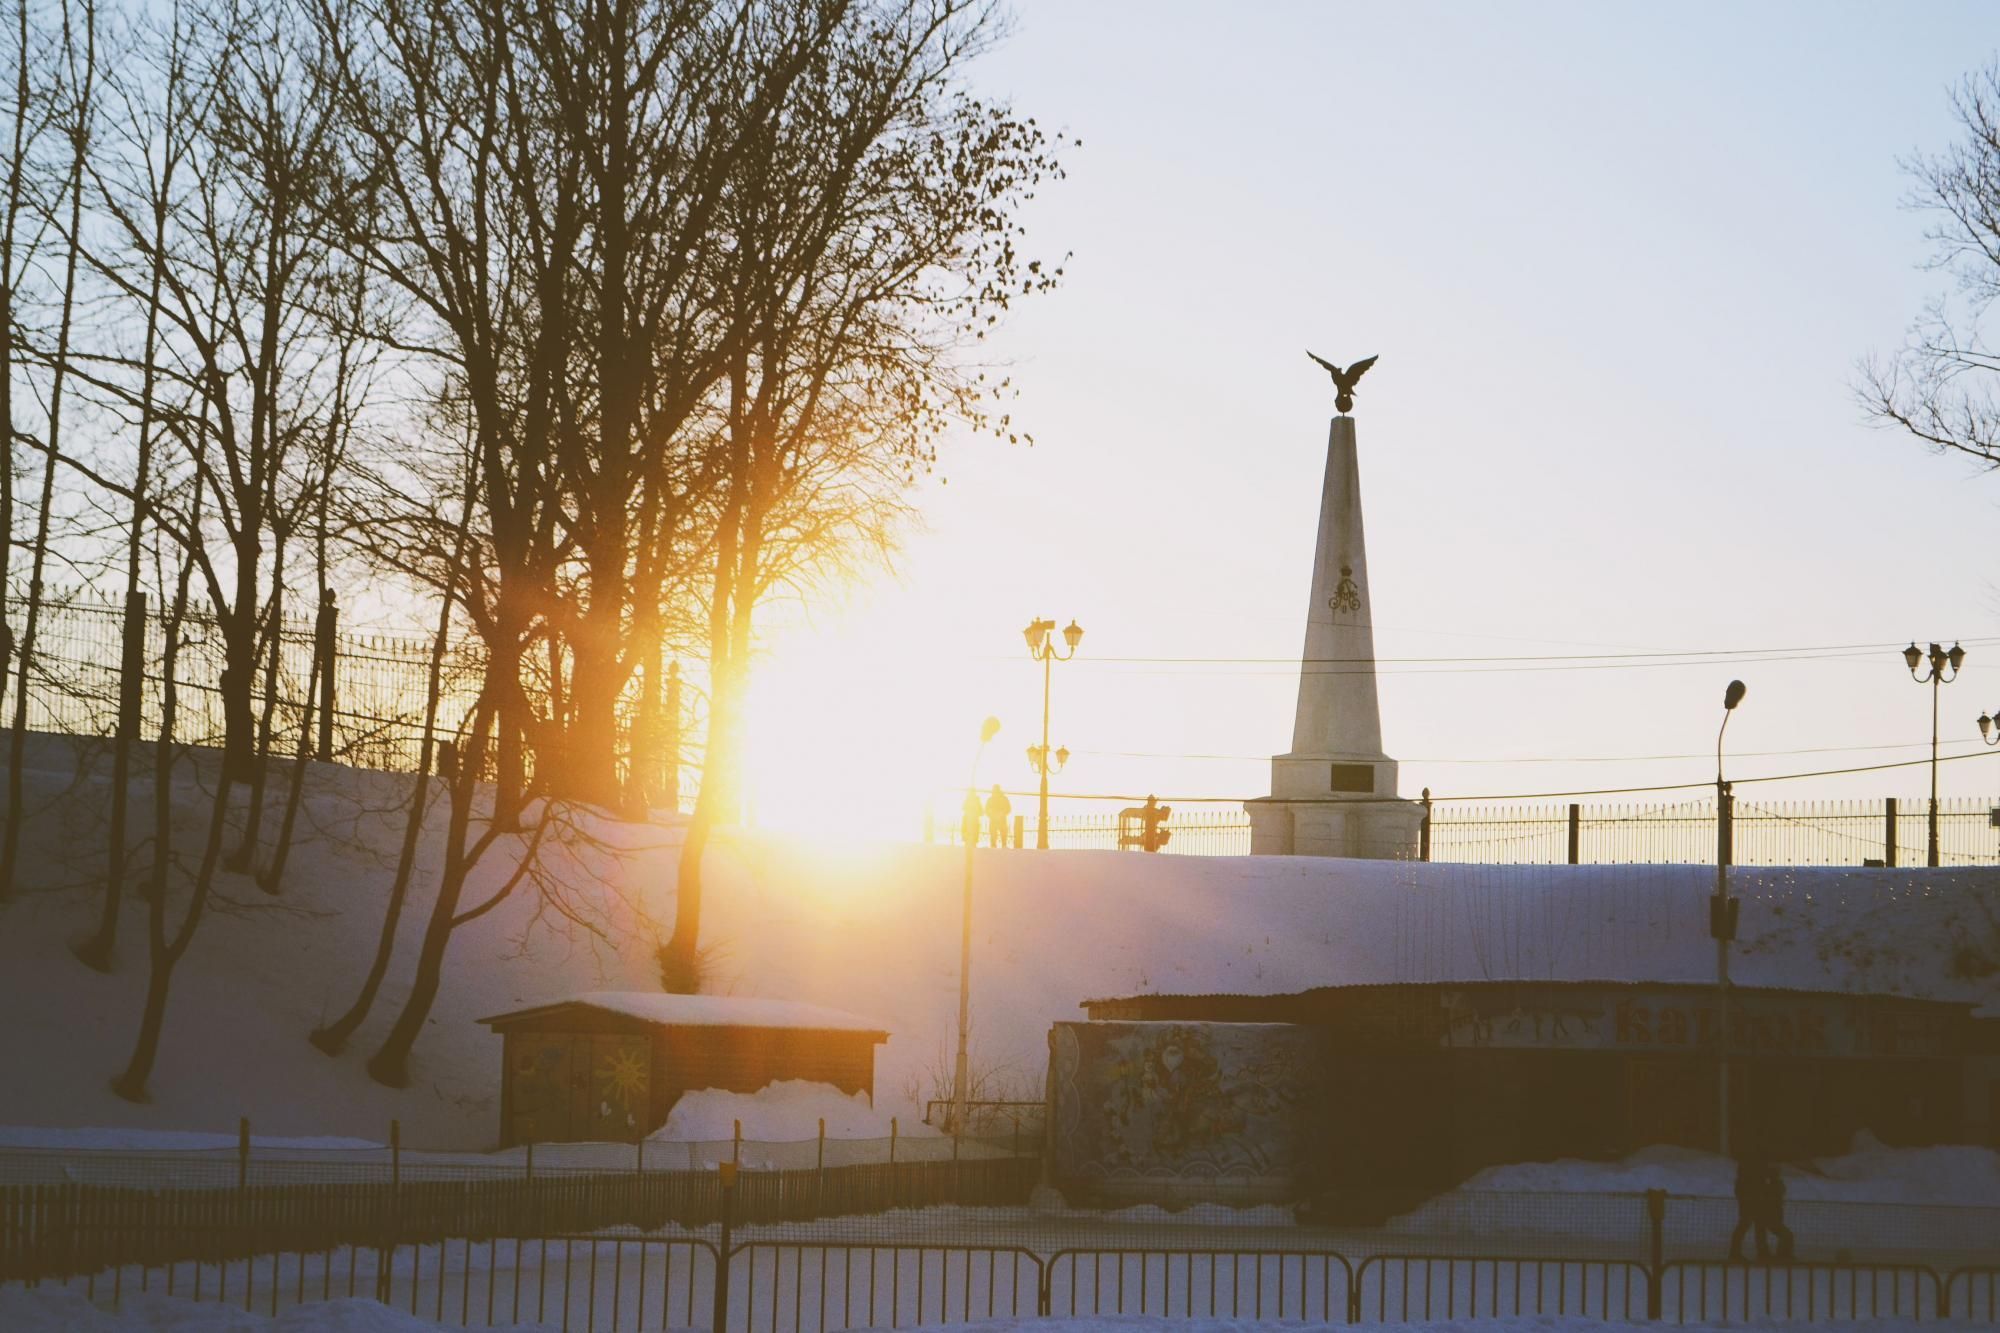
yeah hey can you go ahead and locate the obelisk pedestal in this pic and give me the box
[1245,412,1423,858]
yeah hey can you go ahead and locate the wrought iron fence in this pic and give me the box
[996,796,2000,866]
[17,1195,2000,1330]
[3,589,683,789]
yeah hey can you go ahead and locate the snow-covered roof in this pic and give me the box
[478,991,888,1036]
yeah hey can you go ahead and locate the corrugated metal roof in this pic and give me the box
[479,991,889,1035]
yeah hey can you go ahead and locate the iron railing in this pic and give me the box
[969,796,2000,866]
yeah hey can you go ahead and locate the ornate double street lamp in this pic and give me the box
[1904,641,1966,868]
[1023,617,1084,849]
[954,717,1002,1135]
[1712,679,1746,1158]
[1980,709,2000,748]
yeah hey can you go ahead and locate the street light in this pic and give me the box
[1979,711,2000,747]
[1024,616,1084,849]
[1712,680,1746,1159]
[953,716,1001,1137]
[1905,642,1967,867]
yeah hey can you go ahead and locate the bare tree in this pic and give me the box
[113,433,216,1101]
[1864,63,2000,471]
[0,4,58,874]
[1,0,97,899]
[76,0,200,966]
[663,0,1065,987]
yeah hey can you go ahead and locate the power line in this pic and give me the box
[1074,636,2000,667]
[986,747,2000,805]
[1071,738,1983,765]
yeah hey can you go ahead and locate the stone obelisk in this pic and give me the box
[1245,355,1422,858]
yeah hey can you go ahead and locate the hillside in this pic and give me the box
[2,735,1997,1148]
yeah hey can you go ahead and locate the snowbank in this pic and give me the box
[3,734,1998,1147]
[653,1080,935,1142]
[1441,1133,2000,1206]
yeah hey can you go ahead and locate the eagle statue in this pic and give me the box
[1307,351,1378,415]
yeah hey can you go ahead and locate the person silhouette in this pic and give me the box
[1729,1148,1795,1262]
[984,785,1012,848]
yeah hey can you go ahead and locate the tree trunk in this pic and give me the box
[366,699,494,1087]
[230,556,285,875]
[313,460,474,1051]
[1,0,93,899]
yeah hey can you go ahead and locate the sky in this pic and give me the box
[738,1,2000,838]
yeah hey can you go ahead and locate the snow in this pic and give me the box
[0,1126,380,1151]
[2,734,1998,1147]
[1414,1133,2000,1207]
[0,1285,567,1331]
[487,991,887,1034]
[1,1287,1974,1333]
[653,1079,931,1142]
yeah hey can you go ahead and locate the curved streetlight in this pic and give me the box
[1905,642,1966,867]
[953,716,1001,1136]
[1714,680,1746,1158]
[1980,711,2000,748]
[1024,617,1084,849]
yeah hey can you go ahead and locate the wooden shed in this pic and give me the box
[478,992,889,1147]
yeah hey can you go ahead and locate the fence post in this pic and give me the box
[1645,1188,1666,1319]
[390,1119,400,1194]
[1012,813,1025,848]
[713,1161,737,1333]
[117,590,146,744]
[889,1117,898,1208]
[315,589,337,762]
[816,1118,826,1217]
[525,1140,534,1181]
[1885,796,1898,868]
[636,1136,644,1178]
[1721,784,1735,866]
[732,1119,741,1168]
[237,1117,250,1190]
[1419,788,1432,862]
[1567,803,1581,864]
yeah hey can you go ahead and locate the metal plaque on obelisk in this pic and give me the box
[1244,353,1424,858]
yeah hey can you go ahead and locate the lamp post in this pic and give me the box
[1713,679,1746,1158]
[954,716,1001,1136]
[1904,642,1967,868]
[1023,617,1083,849]
[1980,710,2000,748]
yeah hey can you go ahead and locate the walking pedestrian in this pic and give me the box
[1729,1148,1795,1262]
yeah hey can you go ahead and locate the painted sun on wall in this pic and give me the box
[1050,1021,1318,1204]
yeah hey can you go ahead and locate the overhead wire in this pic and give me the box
[984,747,2000,806]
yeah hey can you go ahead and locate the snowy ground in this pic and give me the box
[15,1240,2000,1320]
[9,1281,1989,1333]
[2,733,1998,1152]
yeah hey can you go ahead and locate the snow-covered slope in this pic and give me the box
[3,735,1997,1148]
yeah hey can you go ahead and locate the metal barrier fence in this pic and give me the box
[21,1234,2000,1329]
[1657,1260,1943,1323]
[1353,1255,1650,1322]
[1045,1248,1351,1322]
[1015,796,2000,866]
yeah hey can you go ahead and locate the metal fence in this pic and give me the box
[15,1184,2000,1330]
[6,588,681,785]
[1006,796,2000,866]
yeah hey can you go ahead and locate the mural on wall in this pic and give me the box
[509,1033,652,1143]
[1051,1020,1316,1200]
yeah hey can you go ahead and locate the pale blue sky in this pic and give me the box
[743,2,2000,834]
